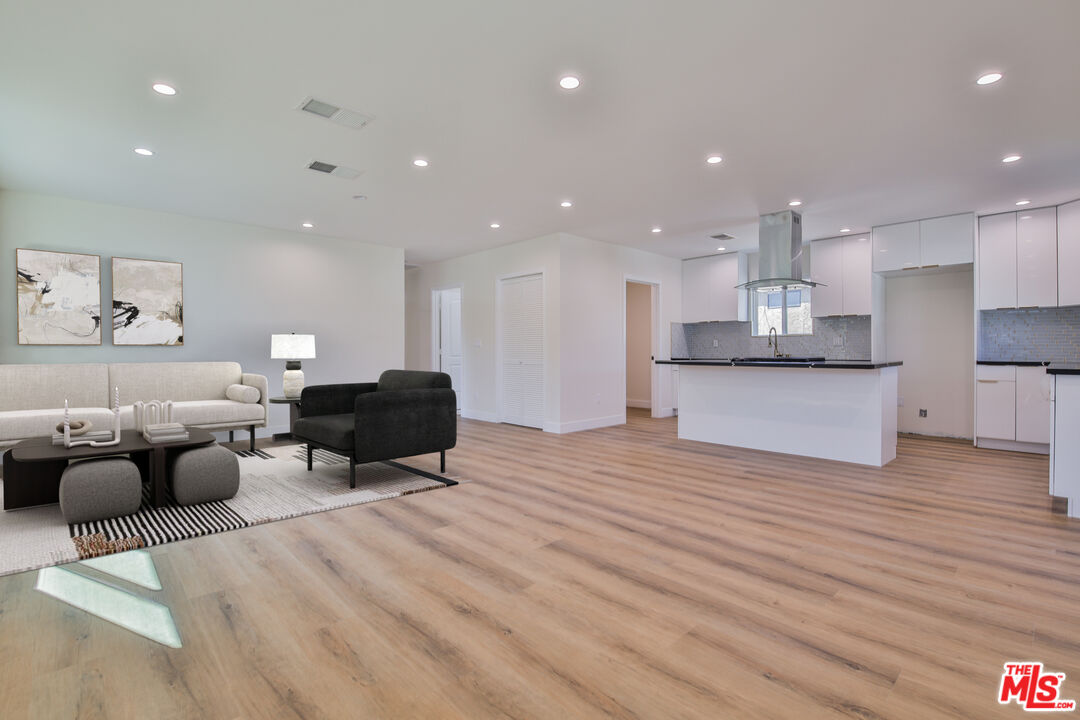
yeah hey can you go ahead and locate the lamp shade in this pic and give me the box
[270,334,316,360]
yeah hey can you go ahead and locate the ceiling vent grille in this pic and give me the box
[307,160,363,180]
[710,233,735,241]
[298,96,373,129]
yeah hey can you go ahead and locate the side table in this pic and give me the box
[270,396,301,441]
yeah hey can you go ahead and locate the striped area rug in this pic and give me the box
[0,444,459,576]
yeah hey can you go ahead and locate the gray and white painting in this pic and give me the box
[112,257,183,345]
[16,248,102,345]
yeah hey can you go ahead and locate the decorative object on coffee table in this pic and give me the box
[111,256,183,345]
[269,396,301,440]
[133,399,174,432]
[270,333,316,398]
[62,388,121,448]
[55,419,92,436]
[170,444,240,505]
[59,457,142,524]
[16,248,102,345]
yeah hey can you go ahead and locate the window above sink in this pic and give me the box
[751,288,813,337]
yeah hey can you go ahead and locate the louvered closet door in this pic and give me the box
[500,274,544,428]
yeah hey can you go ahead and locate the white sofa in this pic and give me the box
[0,362,268,450]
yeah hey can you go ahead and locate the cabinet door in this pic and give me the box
[978,212,1017,310]
[1059,200,1080,307]
[681,258,710,323]
[976,379,1016,440]
[1017,366,1052,444]
[842,235,872,315]
[920,213,974,267]
[810,237,843,317]
[1016,207,1058,308]
[872,221,920,272]
[709,253,740,322]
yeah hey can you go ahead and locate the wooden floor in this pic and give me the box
[1,410,1078,719]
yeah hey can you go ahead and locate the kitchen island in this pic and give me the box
[1049,364,1080,518]
[657,359,903,467]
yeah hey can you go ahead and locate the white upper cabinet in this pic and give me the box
[682,254,740,323]
[920,213,974,267]
[810,237,843,317]
[1059,200,1080,307]
[1016,207,1058,308]
[978,212,1018,310]
[842,235,872,315]
[872,221,920,273]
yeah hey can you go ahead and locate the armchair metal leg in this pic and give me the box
[440,450,446,474]
[229,431,234,443]
[307,445,313,471]
[249,425,256,452]
[349,458,356,489]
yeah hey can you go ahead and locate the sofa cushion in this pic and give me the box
[225,384,261,404]
[377,370,452,392]
[293,413,355,450]
[108,362,243,405]
[0,364,109,412]
[0,407,119,442]
[119,400,264,429]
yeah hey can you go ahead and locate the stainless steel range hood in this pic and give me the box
[736,210,821,293]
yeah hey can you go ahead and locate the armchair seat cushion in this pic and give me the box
[293,413,356,450]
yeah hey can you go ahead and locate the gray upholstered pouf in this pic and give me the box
[170,444,239,506]
[59,458,142,524]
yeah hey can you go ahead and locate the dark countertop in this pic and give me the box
[977,360,1051,367]
[658,359,902,370]
[1047,364,1080,375]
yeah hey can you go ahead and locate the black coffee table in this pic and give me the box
[3,428,216,510]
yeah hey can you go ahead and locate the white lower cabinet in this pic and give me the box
[1017,366,1052,444]
[976,372,1016,441]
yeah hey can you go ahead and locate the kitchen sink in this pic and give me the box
[732,356,826,364]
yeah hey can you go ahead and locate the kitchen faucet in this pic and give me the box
[768,327,782,358]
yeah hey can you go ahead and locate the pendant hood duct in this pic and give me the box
[735,210,821,293]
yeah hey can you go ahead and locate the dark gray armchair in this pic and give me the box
[292,370,457,487]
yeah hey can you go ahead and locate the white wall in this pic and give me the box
[1,190,405,436]
[626,281,652,408]
[404,231,681,432]
[404,233,562,426]
[885,270,974,438]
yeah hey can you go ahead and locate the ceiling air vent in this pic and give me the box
[306,160,363,180]
[298,97,373,130]
[710,233,735,241]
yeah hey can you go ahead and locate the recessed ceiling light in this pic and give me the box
[716,247,725,252]
[1002,154,1022,163]
[490,223,500,229]
[559,75,580,90]
[706,155,723,164]
[840,227,852,233]
[1015,199,1031,206]
[413,158,429,167]
[1020,215,1032,221]
[651,227,662,233]
[352,194,367,200]
[152,83,177,96]
[976,72,1003,86]
[133,147,153,156]
[561,201,573,208]
[301,222,314,228]
[788,200,802,207]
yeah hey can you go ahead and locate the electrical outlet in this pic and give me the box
[919,409,928,418]
[712,339,719,348]
[832,336,844,347]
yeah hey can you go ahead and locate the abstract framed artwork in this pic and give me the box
[16,248,102,345]
[111,257,184,346]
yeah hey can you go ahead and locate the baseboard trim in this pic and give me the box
[626,399,651,409]
[975,437,1050,455]
[545,414,625,434]
[461,409,500,423]
[656,406,676,418]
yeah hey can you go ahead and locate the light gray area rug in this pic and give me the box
[0,444,457,578]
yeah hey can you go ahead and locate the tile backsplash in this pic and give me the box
[978,306,1080,363]
[671,316,872,360]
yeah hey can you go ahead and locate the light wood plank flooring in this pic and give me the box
[1,410,1078,719]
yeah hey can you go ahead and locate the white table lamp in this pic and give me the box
[271,333,316,398]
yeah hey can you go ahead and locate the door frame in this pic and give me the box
[622,275,663,420]
[495,270,546,428]
[430,284,464,408]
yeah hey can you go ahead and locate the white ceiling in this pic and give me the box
[1,0,1079,263]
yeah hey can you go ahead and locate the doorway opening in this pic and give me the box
[432,287,462,412]
[625,279,659,416]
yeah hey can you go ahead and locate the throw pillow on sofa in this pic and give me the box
[225,384,261,403]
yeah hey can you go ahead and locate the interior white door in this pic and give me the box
[437,288,463,410]
[500,274,544,429]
